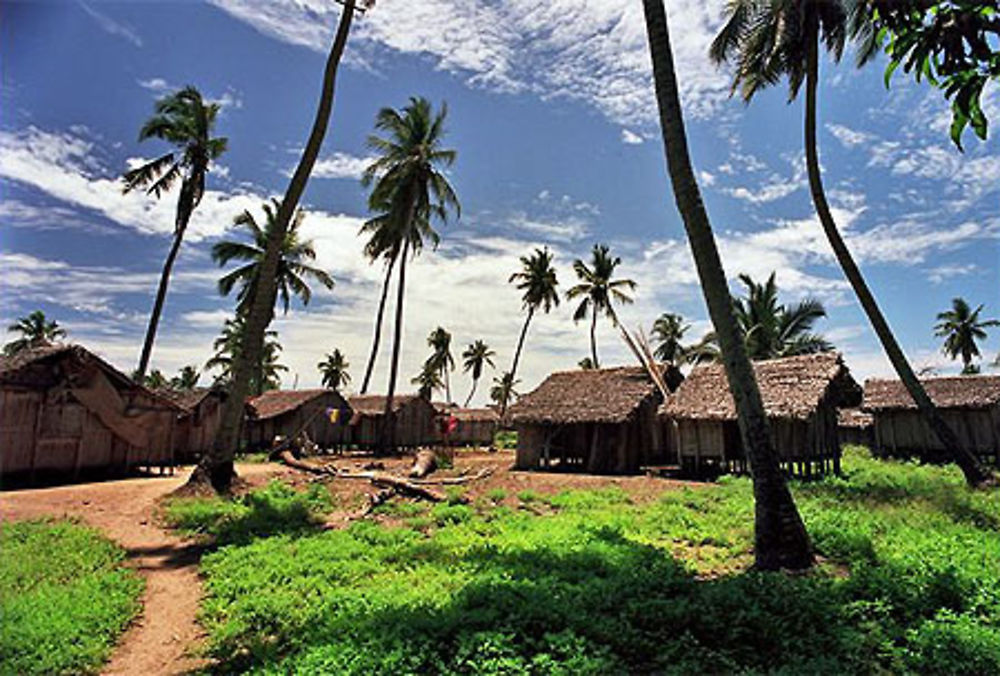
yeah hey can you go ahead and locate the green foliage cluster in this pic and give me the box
[493,430,517,450]
[0,520,143,675]
[189,449,1000,674]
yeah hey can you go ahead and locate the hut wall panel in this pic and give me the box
[34,438,78,472]
[80,412,114,470]
[0,390,42,475]
[515,424,544,468]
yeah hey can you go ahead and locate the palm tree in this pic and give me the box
[4,310,66,355]
[357,217,402,395]
[212,199,334,315]
[684,332,721,366]
[490,372,520,408]
[935,298,999,375]
[425,327,455,403]
[733,274,831,360]
[123,86,227,380]
[643,0,813,570]
[709,1,991,487]
[200,0,367,492]
[566,244,637,369]
[171,365,200,390]
[651,313,690,365]
[505,247,560,416]
[318,349,351,390]
[578,357,596,370]
[362,97,460,452]
[461,340,496,406]
[412,361,443,400]
[205,316,286,396]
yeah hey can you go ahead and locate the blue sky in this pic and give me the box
[2,0,998,403]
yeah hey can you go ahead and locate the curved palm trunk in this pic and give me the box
[193,2,358,492]
[590,304,600,368]
[643,0,812,570]
[464,377,478,408]
[803,37,990,487]
[444,367,451,404]
[136,182,195,379]
[360,256,396,394]
[380,237,410,454]
[502,307,534,418]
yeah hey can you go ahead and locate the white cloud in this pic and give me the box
[926,263,979,285]
[304,151,375,180]
[826,123,875,149]
[78,1,143,47]
[620,129,643,145]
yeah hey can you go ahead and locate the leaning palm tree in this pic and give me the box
[505,247,560,416]
[318,349,351,390]
[357,217,402,394]
[566,244,637,369]
[651,312,690,365]
[199,1,369,492]
[4,310,66,355]
[425,327,455,403]
[171,365,200,390]
[490,371,520,408]
[362,96,460,452]
[935,298,999,375]
[461,340,496,406]
[412,361,443,400]
[643,0,813,570]
[123,86,227,380]
[212,199,334,315]
[709,1,991,487]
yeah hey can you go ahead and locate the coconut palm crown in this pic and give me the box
[4,310,67,356]
[318,349,351,390]
[566,243,637,369]
[935,298,999,374]
[462,340,496,406]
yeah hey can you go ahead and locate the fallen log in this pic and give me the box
[408,449,438,478]
[276,449,336,475]
[409,467,494,485]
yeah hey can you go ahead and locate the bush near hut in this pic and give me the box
[179,448,1000,673]
[0,520,144,675]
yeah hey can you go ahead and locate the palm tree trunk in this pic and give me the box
[191,1,358,492]
[502,307,534,418]
[380,236,410,454]
[136,182,194,379]
[802,35,990,487]
[360,256,396,394]
[444,366,451,404]
[464,378,478,408]
[590,304,599,369]
[643,0,813,571]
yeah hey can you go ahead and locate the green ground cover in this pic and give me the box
[0,520,144,675]
[176,448,1000,674]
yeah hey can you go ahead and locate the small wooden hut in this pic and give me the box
[346,394,437,449]
[837,407,874,448]
[0,344,183,482]
[439,408,499,447]
[662,353,860,477]
[244,389,351,451]
[863,375,1000,465]
[509,365,681,473]
[157,386,227,462]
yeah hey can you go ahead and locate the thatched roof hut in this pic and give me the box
[156,386,228,461]
[837,407,874,447]
[244,388,351,451]
[1,344,183,482]
[345,394,437,448]
[862,375,1000,464]
[662,353,860,477]
[437,407,499,446]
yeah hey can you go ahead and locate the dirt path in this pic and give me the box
[0,463,290,676]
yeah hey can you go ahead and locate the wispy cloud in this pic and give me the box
[620,129,643,145]
[78,1,143,47]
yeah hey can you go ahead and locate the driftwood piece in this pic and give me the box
[276,449,336,475]
[408,449,438,478]
[410,467,494,485]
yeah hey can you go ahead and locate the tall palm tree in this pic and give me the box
[490,372,520,408]
[425,327,455,403]
[361,97,460,452]
[733,273,832,360]
[4,310,66,355]
[651,312,690,365]
[212,199,334,315]
[643,0,813,570]
[505,247,560,416]
[566,244,637,369]
[201,0,367,492]
[205,316,286,397]
[357,218,401,394]
[935,298,999,375]
[412,361,443,400]
[318,349,351,390]
[462,340,496,406]
[123,86,227,380]
[171,365,200,390]
[709,1,990,487]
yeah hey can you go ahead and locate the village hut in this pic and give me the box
[245,389,352,452]
[439,407,499,447]
[0,344,184,483]
[345,394,438,449]
[837,407,874,448]
[157,386,228,462]
[509,365,681,473]
[863,375,1000,465]
[662,353,860,478]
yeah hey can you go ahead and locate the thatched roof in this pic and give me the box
[448,407,500,423]
[347,394,425,417]
[248,389,345,421]
[1,344,104,381]
[509,365,673,425]
[663,353,860,421]
[838,407,874,429]
[155,386,226,412]
[863,375,1000,412]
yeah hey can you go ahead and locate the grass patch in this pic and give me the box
[195,448,1000,674]
[0,520,143,675]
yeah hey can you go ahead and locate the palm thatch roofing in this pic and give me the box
[248,389,343,421]
[347,394,425,417]
[449,407,500,423]
[863,375,1000,412]
[663,352,859,421]
[155,386,226,412]
[509,365,676,425]
[838,407,874,428]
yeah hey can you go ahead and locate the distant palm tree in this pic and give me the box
[143,369,169,390]
[651,312,690,365]
[171,365,200,390]
[362,97,459,451]
[578,357,596,370]
[318,349,351,390]
[490,372,520,408]
[213,199,334,315]
[710,1,991,487]
[425,327,455,403]
[506,247,560,416]
[733,274,831,360]
[684,332,721,366]
[935,298,999,375]
[205,316,286,396]
[567,244,637,369]
[4,310,66,355]
[123,86,228,379]
[462,340,496,406]
[412,361,443,400]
